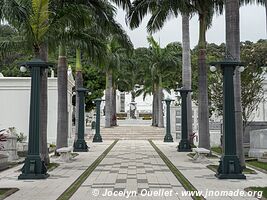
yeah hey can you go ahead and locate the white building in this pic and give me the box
[0,69,74,144]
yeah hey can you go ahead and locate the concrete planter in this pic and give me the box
[249,129,267,158]
[0,132,18,161]
[0,154,8,170]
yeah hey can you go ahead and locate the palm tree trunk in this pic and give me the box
[265,0,267,36]
[111,85,117,126]
[158,76,164,128]
[152,92,156,126]
[226,0,245,167]
[197,14,210,150]
[155,84,159,127]
[152,84,159,126]
[56,44,68,150]
[182,14,193,143]
[75,48,83,139]
[39,43,49,165]
[105,70,112,128]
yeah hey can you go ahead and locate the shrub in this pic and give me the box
[16,132,27,143]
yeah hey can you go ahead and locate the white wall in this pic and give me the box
[248,73,267,122]
[0,72,74,144]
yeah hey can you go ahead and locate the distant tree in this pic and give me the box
[207,41,267,129]
[133,38,182,127]
[83,65,106,112]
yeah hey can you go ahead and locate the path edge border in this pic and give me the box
[148,140,205,200]
[57,140,119,200]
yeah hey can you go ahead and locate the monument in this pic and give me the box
[249,129,267,158]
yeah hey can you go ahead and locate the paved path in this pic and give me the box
[1,139,266,200]
[154,141,267,200]
[71,140,188,200]
[100,118,153,127]
[0,141,113,200]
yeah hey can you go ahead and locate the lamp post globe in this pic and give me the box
[20,66,27,73]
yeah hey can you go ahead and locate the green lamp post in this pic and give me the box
[93,99,104,142]
[177,87,192,152]
[18,59,52,180]
[210,61,246,179]
[163,98,174,142]
[73,88,89,152]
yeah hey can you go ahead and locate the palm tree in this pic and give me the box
[75,48,83,138]
[52,0,109,149]
[225,0,245,167]
[56,43,69,149]
[72,26,106,138]
[139,37,181,127]
[147,36,165,127]
[0,0,52,164]
[182,1,223,149]
[182,14,193,141]
[53,0,130,146]
[104,35,133,127]
[127,1,195,135]
[127,1,194,131]
[0,0,103,161]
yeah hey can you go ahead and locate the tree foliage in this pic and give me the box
[199,40,267,127]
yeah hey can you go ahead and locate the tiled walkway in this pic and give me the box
[71,140,189,200]
[154,141,267,200]
[0,141,113,200]
[1,139,266,200]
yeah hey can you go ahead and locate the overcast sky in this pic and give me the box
[115,5,266,49]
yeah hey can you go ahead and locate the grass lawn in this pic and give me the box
[47,163,60,172]
[0,189,7,195]
[50,152,79,159]
[207,165,256,174]
[211,147,222,155]
[71,153,79,158]
[211,147,267,172]
[0,188,19,199]
[150,140,204,200]
[57,140,118,200]
[246,160,267,172]
[187,153,218,159]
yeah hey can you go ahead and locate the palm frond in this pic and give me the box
[0,35,29,56]
[127,0,157,29]
[30,0,50,44]
[109,0,132,11]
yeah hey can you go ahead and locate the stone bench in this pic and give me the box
[56,146,73,162]
[192,148,210,162]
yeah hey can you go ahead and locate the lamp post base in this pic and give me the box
[93,135,103,143]
[164,134,174,142]
[177,139,192,152]
[216,155,246,179]
[73,139,88,152]
[18,155,49,180]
